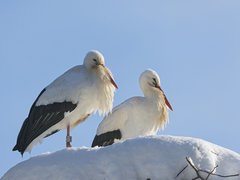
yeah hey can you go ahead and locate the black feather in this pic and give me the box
[44,129,60,138]
[13,88,77,155]
[91,130,122,147]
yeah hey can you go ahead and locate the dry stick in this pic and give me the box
[186,157,240,179]
[175,165,189,178]
[192,177,201,180]
[199,169,240,178]
[210,151,219,156]
[186,157,204,180]
[176,157,239,179]
[205,165,218,180]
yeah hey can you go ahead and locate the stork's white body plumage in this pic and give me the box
[92,69,172,147]
[37,65,115,112]
[13,50,117,154]
[97,96,167,139]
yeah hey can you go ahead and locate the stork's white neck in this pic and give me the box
[93,69,115,115]
[144,89,169,129]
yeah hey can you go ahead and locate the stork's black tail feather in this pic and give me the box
[12,117,30,156]
[91,129,122,147]
[12,86,77,156]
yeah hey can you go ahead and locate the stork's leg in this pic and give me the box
[66,124,72,148]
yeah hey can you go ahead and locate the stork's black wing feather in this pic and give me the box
[13,88,77,155]
[91,130,122,147]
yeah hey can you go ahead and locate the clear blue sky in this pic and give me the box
[1,0,240,177]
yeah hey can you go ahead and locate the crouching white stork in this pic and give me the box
[13,50,118,155]
[92,69,172,147]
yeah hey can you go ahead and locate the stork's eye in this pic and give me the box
[93,58,98,65]
[152,78,157,83]
[152,78,158,86]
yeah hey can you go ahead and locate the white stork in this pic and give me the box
[13,50,118,155]
[92,69,172,147]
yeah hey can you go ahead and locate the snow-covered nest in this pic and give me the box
[2,136,240,180]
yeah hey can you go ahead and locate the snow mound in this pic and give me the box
[2,136,240,180]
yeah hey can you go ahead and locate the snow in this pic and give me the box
[2,135,240,180]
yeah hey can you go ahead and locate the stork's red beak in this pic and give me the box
[163,95,173,111]
[101,64,118,89]
[109,76,118,89]
[155,85,173,111]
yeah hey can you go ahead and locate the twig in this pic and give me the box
[186,157,204,180]
[175,164,188,178]
[205,165,218,180]
[210,151,219,156]
[199,169,240,178]
[185,157,239,179]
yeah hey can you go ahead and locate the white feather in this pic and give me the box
[96,69,171,141]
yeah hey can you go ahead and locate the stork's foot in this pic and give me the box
[66,135,72,148]
[66,142,72,148]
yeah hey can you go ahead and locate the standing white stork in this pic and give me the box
[13,50,118,155]
[92,69,172,147]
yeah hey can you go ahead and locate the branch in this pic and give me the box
[199,169,240,178]
[205,165,218,180]
[175,164,188,178]
[186,157,204,180]
[176,157,239,179]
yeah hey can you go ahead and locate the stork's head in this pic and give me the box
[139,69,173,111]
[83,50,118,89]
[84,50,105,68]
